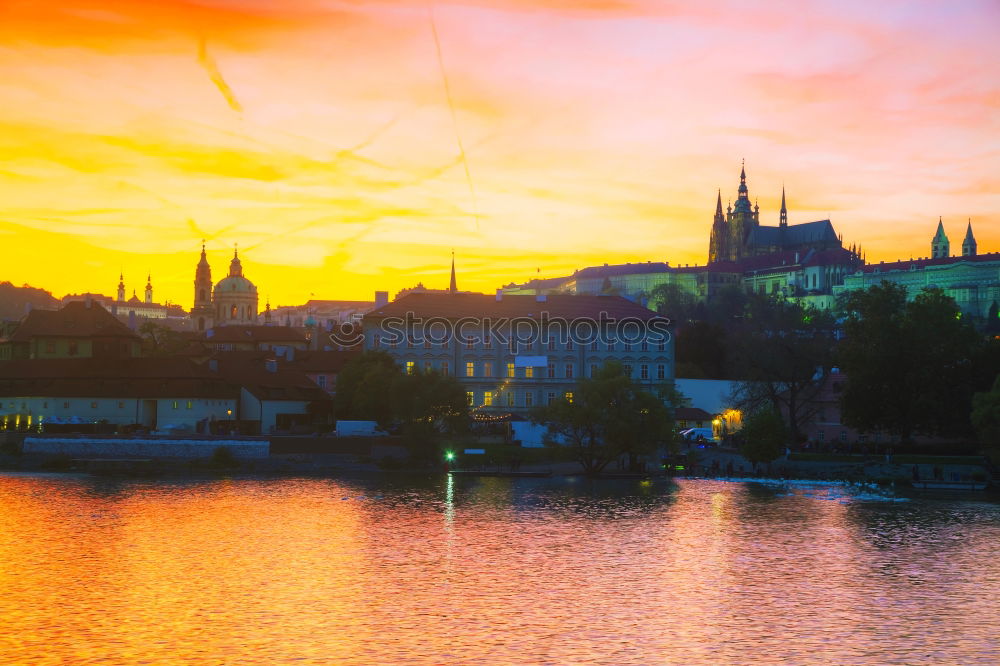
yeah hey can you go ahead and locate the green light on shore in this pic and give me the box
[444,451,455,461]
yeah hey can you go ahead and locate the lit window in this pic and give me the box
[483,362,493,378]
[186,401,193,409]
[466,361,475,377]
[525,366,534,379]
[466,391,474,405]
[406,361,415,375]
[506,363,515,378]
[640,364,649,380]
[172,401,178,409]
[484,391,494,407]
[564,392,574,403]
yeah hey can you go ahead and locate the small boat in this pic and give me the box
[448,470,552,478]
[911,480,988,491]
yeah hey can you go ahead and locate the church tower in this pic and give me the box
[962,220,977,257]
[931,218,950,259]
[779,186,788,227]
[449,251,458,293]
[117,273,125,302]
[191,242,214,331]
[708,190,727,264]
[726,162,759,262]
[144,273,153,304]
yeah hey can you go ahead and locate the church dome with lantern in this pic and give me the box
[212,248,258,325]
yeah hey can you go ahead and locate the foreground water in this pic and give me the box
[1,474,998,664]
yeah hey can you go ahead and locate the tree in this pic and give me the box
[334,351,469,461]
[971,375,1000,452]
[650,283,698,324]
[729,294,836,444]
[839,283,982,443]
[739,409,786,467]
[138,321,190,356]
[530,362,675,474]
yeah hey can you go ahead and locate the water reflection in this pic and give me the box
[0,473,997,664]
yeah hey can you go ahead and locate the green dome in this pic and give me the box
[215,275,257,294]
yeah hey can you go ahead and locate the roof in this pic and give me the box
[366,292,665,321]
[574,262,670,279]
[9,301,141,342]
[747,220,839,248]
[675,407,714,421]
[208,354,331,402]
[859,251,1000,274]
[215,275,256,293]
[0,357,235,399]
[287,350,361,373]
[204,325,307,344]
[303,300,375,310]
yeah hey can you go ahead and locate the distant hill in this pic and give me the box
[0,281,60,322]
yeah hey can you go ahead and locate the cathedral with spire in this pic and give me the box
[709,162,847,265]
[189,243,260,331]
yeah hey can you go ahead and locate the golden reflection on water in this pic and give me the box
[0,474,998,664]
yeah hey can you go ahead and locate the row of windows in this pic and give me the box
[375,337,667,353]
[5,400,230,411]
[404,360,667,380]
[466,390,574,408]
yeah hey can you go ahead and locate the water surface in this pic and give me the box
[1,473,997,664]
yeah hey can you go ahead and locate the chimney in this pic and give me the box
[496,289,503,302]
[374,290,389,308]
[265,358,278,373]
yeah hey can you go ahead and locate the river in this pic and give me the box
[1,473,997,664]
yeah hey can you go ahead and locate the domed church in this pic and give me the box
[190,244,259,331]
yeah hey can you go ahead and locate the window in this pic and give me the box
[525,366,534,379]
[68,341,78,356]
[424,361,432,373]
[591,341,599,351]
[591,364,599,377]
[547,363,555,379]
[641,341,648,352]
[657,340,666,352]
[406,361,415,375]
[466,391,475,406]
[656,364,666,380]
[624,343,632,352]
[564,392,574,403]
[43,401,48,409]
[483,362,493,378]
[509,340,517,354]
[840,431,847,442]
[623,365,632,377]
[45,341,56,353]
[606,342,615,351]
[507,392,515,407]
[441,361,449,376]
[466,338,475,350]
[372,336,381,348]
[91,401,98,409]
[465,361,475,377]
[525,392,534,408]
[172,401,179,409]
[483,391,494,407]
[548,339,556,351]
[483,334,491,348]
[640,364,649,380]
[186,400,193,409]
[566,340,574,351]
[63,402,70,409]
[565,364,574,379]
[424,340,432,349]
[506,363,516,378]
[407,336,415,348]
[317,375,327,389]
[547,392,556,405]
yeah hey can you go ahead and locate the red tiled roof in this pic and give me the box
[366,292,664,321]
[205,354,332,402]
[9,301,140,342]
[859,252,1000,274]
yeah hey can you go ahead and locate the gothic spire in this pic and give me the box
[962,218,978,257]
[779,185,787,227]
[715,189,723,218]
[449,251,457,293]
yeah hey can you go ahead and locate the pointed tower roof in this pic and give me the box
[964,219,976,242]
[449,251,457,293]
[933,217,947,240]
[229,244,243,277]
[715,189,723,217]
[779,185,788,227]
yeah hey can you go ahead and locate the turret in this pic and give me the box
[931,217,950,259]
[229,245,243,277]
[779,186,787,227]
[144,273,153,304]
[117,272,125,302]
[962,219,977,257]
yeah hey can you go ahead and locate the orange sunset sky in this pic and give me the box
[1,0,997,308]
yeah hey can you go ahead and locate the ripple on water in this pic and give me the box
[0,474,997,664]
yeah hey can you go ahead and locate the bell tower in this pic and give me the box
[191,241,214,331]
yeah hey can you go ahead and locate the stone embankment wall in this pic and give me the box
[23,437,269,459]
